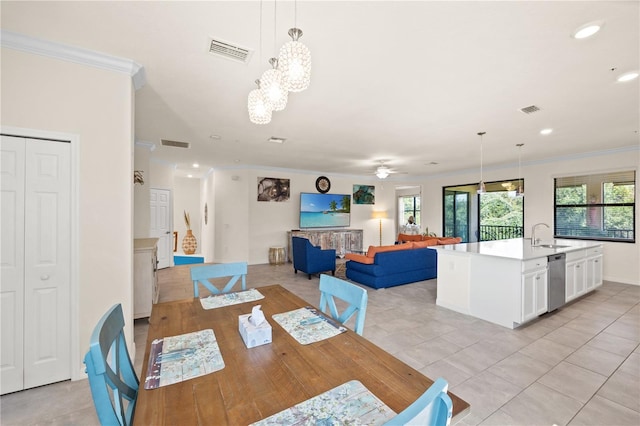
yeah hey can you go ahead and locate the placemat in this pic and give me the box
[143,328,224,389]
[199,288,265,310]
[251,380,396,425]
[272,306,347,345]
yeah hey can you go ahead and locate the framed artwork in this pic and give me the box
[257,177,290,202]
[353,185,375,204]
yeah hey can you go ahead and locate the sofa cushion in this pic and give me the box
[413,239,438,248]
[344,253,374,264]
[397,233,423,243]
[366,242,414,258]
[437,237,462,245]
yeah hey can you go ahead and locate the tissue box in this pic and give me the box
[239,313,272,348]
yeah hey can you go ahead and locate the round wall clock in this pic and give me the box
[315,176,331,193]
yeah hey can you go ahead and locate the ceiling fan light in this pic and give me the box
[278,28,311,92]
[376,168,390,179]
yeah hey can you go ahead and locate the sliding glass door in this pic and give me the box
[444,190,469,242]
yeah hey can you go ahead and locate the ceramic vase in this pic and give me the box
[182,229,197,254]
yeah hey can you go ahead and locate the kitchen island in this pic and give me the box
[435,238,603,329]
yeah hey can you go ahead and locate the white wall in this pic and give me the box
[211,168,397,264]
[1,48,135,378]
[133,144,151,238]
[173,177,201,255]
[421,148,639,285]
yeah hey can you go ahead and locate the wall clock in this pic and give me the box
[315,176,331,193]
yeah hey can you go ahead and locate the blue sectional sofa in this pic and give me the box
[345,244,438,289]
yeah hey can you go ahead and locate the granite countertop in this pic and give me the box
[434,238,602,261]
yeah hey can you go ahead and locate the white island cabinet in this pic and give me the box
[435,238,603,329]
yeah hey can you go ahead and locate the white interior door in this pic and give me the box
[1,135,26,394]
[0,135,71,394]
[150,188,172,268]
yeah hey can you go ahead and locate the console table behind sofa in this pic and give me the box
[287,229,363,262]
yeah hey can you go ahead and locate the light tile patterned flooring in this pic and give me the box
[1,263,639,425]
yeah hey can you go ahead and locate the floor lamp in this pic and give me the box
[372,210,388,246]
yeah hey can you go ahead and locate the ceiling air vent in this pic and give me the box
[208,37,253,64]
[161,139,190,149]
[519,105,541,114]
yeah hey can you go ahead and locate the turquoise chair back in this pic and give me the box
[319,274,368,335]
[190,262,248,297]
[84,304,139,426]
[383,377,453,426]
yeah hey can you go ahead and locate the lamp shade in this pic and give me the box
[248,80,272,124]
[371,210,388,220]
[278,28,311,92]
[260,58,288,111]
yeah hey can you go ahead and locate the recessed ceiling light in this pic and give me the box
[268,137,286,144]
[540,128,553,135]
[187,174,193,178]
[209,134,221,140]
[192,163,200,168]
[617,72,639,82]
[572,21,603,39]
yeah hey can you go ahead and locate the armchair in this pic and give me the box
[291,236,336,279]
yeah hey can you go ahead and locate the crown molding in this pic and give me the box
[1,30,146,90]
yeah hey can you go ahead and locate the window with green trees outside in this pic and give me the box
[555,170,635,243]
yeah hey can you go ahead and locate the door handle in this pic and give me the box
[165,231,170,234]
[41,275,50,280]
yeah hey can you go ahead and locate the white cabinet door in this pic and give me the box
[566,259,586,302]
[521,271,537,323]
[586,255,603,291]
[534,271,548,316]
[521,269,548,323]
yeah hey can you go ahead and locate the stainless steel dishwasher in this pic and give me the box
[547,253,566,312]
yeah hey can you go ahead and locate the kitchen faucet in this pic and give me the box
[531,223,550,245]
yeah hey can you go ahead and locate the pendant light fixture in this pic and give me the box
[260,58,288,111]
[260,1,288,111]
[477,132,486,194]
[248,79,272,124]
[248,1,273,124]
[516,143,525,197]
[278,0,311,92]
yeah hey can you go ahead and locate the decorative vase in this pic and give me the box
[182,229,197,255]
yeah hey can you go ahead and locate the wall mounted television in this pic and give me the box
[299,192,351,228]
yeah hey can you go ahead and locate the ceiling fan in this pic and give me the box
[373,161,406,179]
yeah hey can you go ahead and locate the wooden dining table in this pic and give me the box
[134,284,470,425]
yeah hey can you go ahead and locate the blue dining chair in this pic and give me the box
[84,304,139,426]
[383,377,453,426]
[319,274,368,335]
[190,262,247,297]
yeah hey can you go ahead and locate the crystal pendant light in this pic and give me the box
[248,79,272,124]
[516,143,525,197]
[260,58,288,111]
[279,27,311,92]
[477,132,486,194]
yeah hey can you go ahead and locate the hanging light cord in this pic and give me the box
[273,0,277,56]
[478,132,485,183]
[294,0,297,28]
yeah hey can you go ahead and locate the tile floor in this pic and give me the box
[1,263,639,425]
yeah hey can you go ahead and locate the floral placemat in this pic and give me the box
[251,380,396,425]
[143,329,224,389]
[272,306,347,345]
[199,288,264,310]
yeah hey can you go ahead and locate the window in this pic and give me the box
[400,195,421,226]
[555,171,635,242]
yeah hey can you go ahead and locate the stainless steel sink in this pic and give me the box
[534,244,570,249]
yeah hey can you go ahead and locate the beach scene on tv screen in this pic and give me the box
[300,193,351,228]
